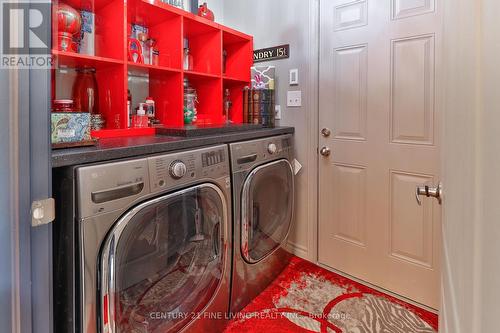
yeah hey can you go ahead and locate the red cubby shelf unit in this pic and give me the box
[52,0,253,138]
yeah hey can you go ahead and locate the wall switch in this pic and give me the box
[289,69,299,85]
[275,105,282,119]
[287,90,302,107]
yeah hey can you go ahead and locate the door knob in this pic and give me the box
[415,182,442,206]
[320,147,331,157]
[321,128,331,137]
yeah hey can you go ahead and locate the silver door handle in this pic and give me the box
[321,128,331,137]
[415,182,442,206]
[320,147,331,157]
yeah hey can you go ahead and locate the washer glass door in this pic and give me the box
[241,159,294,263]
[100,184,226,333]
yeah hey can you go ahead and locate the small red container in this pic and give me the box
[198,3,214,21]
[52,99,76,112]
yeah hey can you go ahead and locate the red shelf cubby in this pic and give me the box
[128,64,183,127]
[53,0,125,60]
[52,0,253,138]
[223,28,253,82]
[52,55,125,129]
[223,78,248,124]
[183,16,222,75]
[184,72,222,125]
[127,0,182,69]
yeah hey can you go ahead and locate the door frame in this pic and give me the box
[306,0,320,263]
[3,0,53,332]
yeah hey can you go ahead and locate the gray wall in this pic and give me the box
[1,68,35,333]
[223,1,318,260]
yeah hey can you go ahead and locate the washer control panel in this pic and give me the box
[148,145,229,192]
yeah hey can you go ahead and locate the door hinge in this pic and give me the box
[31,198,55,227]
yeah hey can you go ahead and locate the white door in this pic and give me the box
[318,0,442,309]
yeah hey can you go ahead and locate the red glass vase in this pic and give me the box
[72,68,99,114]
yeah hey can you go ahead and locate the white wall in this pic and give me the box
[440,0,480,331]
[475,0,500,331]
[223,0,318,260]
[441,0,500,331]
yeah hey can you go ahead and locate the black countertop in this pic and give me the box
[52,126,294,168]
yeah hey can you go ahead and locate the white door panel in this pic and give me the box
[319,0,441,308]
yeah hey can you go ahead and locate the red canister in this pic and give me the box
[52,99,75,112]
[198,3,214,21]
[55,4,82,52]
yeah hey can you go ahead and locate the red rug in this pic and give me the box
[224,256,438,333]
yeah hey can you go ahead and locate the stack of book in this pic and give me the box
[243,88,275,128]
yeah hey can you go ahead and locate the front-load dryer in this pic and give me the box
[69,145,231,333]
[229,134,295,314]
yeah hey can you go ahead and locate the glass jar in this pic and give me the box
[184,87,198,125]
[72,68,98,114]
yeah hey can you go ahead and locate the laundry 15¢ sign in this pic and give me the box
[253,44,290,63]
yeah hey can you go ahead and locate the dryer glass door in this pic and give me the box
[241,159,294,263]
[100,184,226,333]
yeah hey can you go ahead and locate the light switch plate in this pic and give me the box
[287,90,302,107]
[289,69,299,85]
[275,105,282,119]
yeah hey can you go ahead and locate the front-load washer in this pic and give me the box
[61,145,232,333]
[229,134,295,314]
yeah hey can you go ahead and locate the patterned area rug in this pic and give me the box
[224,256,438,333]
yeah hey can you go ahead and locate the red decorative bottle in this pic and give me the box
[197,2,214,21]
[72,68,98,114]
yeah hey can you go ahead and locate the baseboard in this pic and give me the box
[286,241,308,259]
[317,261,439,315]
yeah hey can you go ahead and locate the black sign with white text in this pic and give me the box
[253,44,289,63]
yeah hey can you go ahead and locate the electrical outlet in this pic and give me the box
[275,105,282,119]
[287,91,302,107]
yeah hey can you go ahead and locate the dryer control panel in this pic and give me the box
[230,134,293,172]
[148,145,229,193]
